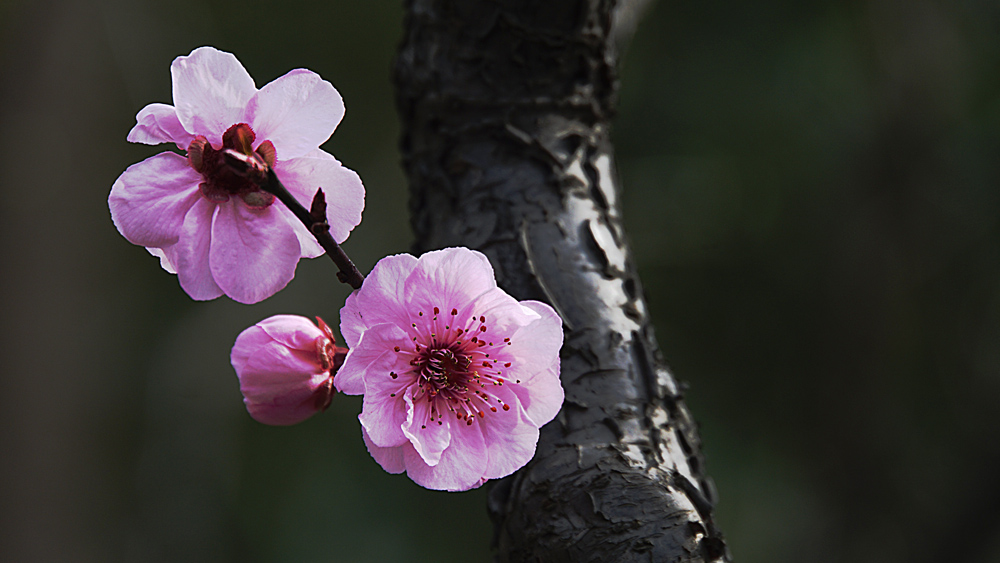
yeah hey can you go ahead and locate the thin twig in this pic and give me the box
[264,170,365,289]
[222,148,365,289]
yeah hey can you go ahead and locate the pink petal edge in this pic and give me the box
[127,103,195,149]
[245,69,345,160]
[274,150,364,245]
[109,152,203,248]
[171,46,257,143]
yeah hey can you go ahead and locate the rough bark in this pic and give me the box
[394,1,730,561]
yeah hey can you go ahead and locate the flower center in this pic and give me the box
[414,345,473,395]
[396,307,519,426]
[187,123,277,209]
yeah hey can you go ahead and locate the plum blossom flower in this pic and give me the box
[231,315,347,426]
[109,46,364,303]
[335,247,564,491]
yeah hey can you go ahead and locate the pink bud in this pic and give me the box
[231,314,347,425]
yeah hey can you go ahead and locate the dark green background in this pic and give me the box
[1,1,998,561]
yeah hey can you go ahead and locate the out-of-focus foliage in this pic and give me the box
[0,0,997,562]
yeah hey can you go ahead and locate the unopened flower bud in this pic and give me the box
[231,315,347,425]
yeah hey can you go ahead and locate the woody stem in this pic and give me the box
[220,148,365,289]
[262,168,365,290]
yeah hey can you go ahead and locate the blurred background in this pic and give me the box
[1,0,998,561]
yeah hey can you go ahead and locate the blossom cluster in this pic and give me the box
[110,47,563,491]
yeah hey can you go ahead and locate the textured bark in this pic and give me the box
[394,1,730,561]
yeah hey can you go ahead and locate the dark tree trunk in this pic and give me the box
[394,1,730,561]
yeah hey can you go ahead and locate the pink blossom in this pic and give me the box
[231,315,347,426]
[109,46,364,304]
[335,247,564,491]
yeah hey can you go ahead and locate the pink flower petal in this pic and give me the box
[402,393,452,466]
[509,361,563,428]
[171,46,256,143]
[274,204,324,259]
[339,291,365,348]
[236,340,327,426]
[354,326,414,448]
[478,385,540,480]
[244,69,345,160]
[209,201,301,304]
[126,103,195,149]
[509,301,564,369]
[503,301,564,426]
[274,149,364,245]
[109,152,203,248]
[240,346,324,397]
[458,286,539,338]
[255,314,325,351]
[339,253,419,348]
[362,427,405,474]
[360,384,410,448]
[403,420,488,491]
[161,197,224,301]
[335,322,409,395]
[403,248,498,317]
[147,247,177,274]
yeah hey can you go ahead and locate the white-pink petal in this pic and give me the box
[171,46,257,143]
[109,152,202,248]
[209,202,300,304]
[509,361,563,428]
[127,103,195,149]
[339,253,419,347]
[479,386,540,480]
[255,314,326,350]
[350,324,415,447]
[508,301,564,371]
[162,197,224,301]
[457,286,539,338]
[274,204,324,259]
[360,377,411,449]
[403,420,488,491]
[238,338,327,404]
[402,393,451,467]
[362,427,406,474]
[147,247,177,274]
[403,247,498,316]
[245,69,345,160]
[335,322,409,395]
[274,150,364,245]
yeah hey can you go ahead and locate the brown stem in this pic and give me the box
[263,169,365,290]
[221,147,365,289]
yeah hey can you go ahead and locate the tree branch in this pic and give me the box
[223,149,365,289]
[395,0,729,561]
